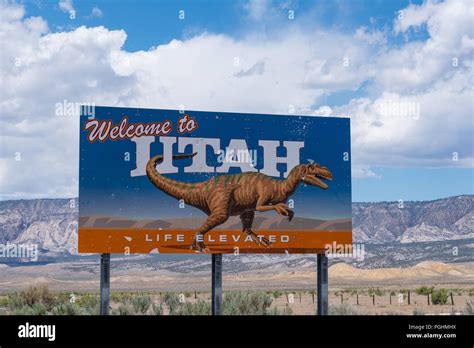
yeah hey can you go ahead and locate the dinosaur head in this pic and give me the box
[301,164,332,190]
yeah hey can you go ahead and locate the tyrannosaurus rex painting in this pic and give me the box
[146,153,333,252]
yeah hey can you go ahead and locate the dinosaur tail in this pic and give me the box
[146,152,198,199]
[147,152,197,167]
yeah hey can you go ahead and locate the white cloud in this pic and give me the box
[235,59,266,77]
[354,26,387,45]
[244,0,272,21]
[332,74,473,169]
[58,0,74,13]
[381,0,473,93]
[107,33,324,113]
[352,165,380,179]
[312,106,332,116]
[90,6,102,18]
[0,0,472,198]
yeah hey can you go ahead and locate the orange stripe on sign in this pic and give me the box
[78,228,352,254]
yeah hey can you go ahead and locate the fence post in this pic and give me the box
[211,253,222,315]
[317,253,328,315]
[100,253,110,315]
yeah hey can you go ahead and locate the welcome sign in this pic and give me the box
[78,106,352,254]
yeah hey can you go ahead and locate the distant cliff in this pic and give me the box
[0,195,472,258]
[352,195,473,243]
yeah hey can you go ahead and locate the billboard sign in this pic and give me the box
[79,106,352,254]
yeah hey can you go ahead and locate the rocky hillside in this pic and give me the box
[0,195,472,259]
[353,195,473,243]
[0,198,78,254]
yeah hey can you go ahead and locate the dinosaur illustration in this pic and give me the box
[146,153,332,252]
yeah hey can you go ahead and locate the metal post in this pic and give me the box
[317,253,328,315]
[100,253,110,315]
[211,253,222,315]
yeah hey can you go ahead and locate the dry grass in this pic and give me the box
[1,285,472,315]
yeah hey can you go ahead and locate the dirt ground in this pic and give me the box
[0,260,472,314]
[270,288,472,315]
[105,287,472,315]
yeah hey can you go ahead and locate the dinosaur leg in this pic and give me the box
[191,188,234,252]
[256,199,294,222]
[240,211,271,247]
[191,213,228,252]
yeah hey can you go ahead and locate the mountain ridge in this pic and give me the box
[0,195,472,264]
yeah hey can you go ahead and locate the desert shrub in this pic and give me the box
[13,303,47,315]
[416,286,434,295]
[281,304,293,315]
[464,300,473,315]
[7,286,57,312]
[267,304,294,315]
[78,294,100,315]
[161,292,212,315]
[22,286,43,306]
[26,286,56,308]
[111,292,133,303]
[82,306,99,315]
[132,295,151,314]
[56,292,72,305]
[183,291,192,298]
[51,302,83,315]
[223,291,273,315]
[368,287,384,296]
[7,293,25,311]
[431,289,448,305]
[176,300,211,315]
[272,290,283,299]
[0,296,9,307]
[152,302,164,315]
[413,307,425,315]
[163,293,181,314]
[112,303,134,315]
[266,307,278,315]
[329,304,357,315]
[468,289,474,297]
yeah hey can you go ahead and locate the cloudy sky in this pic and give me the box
[0,0,472,202]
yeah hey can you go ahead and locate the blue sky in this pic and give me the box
[1,0,472,203]
[25,0,424,51]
